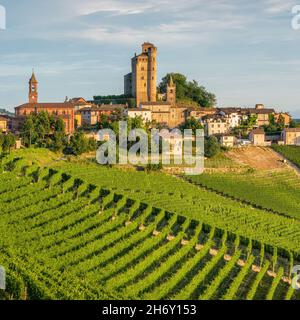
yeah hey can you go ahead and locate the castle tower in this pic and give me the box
[167,75,176,105]
[125,43,157,107]
[29,71,38,104]
[146,43,157,102]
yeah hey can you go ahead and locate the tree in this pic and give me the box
[2,134,16,153]
[21,116,36,147]
[128,116,144,130]
[180,117,203,135]
[52,132,66,152]
[204,136,220,158]
[66,132,96,156]
[290,119,300,128]
[0,134,4,153]
[35,111,51,142]
[54,118,66,133]
[159,73,217,108]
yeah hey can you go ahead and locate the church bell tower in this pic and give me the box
[29,70,38,104]
[167,75,176,105]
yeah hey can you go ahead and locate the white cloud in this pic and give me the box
[264,0,296,14]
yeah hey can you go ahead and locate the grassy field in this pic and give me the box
[272,145,300,169]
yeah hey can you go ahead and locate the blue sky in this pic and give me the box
[0,0,300,117]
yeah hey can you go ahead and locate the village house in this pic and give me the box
[188,108,216,122]
[281,128,300,146]
[79,104,125,126]
[249,128,271,146]
[218,108,244,129]
[204,115,230,136]
[0,116,8,133]
[126,108,152,123]
[274,112,291,126]
[247,104,275,127]
[220,135,236,148]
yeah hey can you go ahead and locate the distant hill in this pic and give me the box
[0,108,14,117]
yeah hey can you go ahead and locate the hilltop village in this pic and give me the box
[0,42,299,150]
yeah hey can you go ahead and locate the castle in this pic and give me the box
[124,43,157,106]
[124,42,188,128]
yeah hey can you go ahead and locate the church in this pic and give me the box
[15,72,76,134]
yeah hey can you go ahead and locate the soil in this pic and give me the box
[226,147,285,170]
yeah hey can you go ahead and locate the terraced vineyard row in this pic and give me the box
[54,162,300,253]
[0,162,299,300]
[272,145,300,169]
[185,169,300,219]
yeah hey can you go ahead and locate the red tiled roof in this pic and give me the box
[140,102,171,106]
[251,128,265,134]
[15,103,75,109]
[284,128,300,132]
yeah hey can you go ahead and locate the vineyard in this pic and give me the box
[185,169,300,218]
[0,156,300,300]
[272,145,300,169]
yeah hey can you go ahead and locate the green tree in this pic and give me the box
[52,132,66,152]
[21,116,36,147]
[54,118,66,133]
[35,111,51,144]
[290,119,300,128]
[0,134,4,153]
[159,73,217,108]
[204,136,220,158]
[180,117,203,135]
[2,133,16,153]
[66,132,95,156]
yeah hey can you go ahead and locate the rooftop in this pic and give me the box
[284,128,300,132]
[15,102,75,109]
[140,101,171,106]
[251,128,265,134]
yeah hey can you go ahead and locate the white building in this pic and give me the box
[220,135,236,147]
[126,108,152,123]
